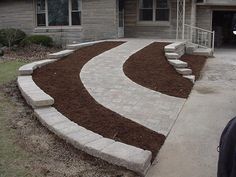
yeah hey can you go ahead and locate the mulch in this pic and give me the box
[123,42,207,98]
[32,42,165,162]
[181,54,207,80]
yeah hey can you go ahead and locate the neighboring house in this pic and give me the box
[0,0,236,47]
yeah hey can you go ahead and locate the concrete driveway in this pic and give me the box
[147,48,236,177]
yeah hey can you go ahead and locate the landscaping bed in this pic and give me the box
[123,42,207,98]
[33,42,165,161]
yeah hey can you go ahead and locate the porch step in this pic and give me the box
[185,43,198,54]
[168,60,188,68]
[176,68,192,75]
[192,48,213,57]
[183,75,195,83]
[164,41,186,53]
[165,53,180,60]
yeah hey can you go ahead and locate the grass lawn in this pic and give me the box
[0,60,35,177]
[0,60,27,85]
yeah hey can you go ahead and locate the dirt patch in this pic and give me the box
[1,81,137,177]
[32,42,165,162]
[2,44,61,62]
[123,42,206,98]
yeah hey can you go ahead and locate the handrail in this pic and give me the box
[184,24,214,34]
[184,24,215,51]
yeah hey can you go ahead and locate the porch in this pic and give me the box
[119,0,215,52]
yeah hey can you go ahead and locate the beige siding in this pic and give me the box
[0,0,34,33]
[81,0,118,41]
[196,6,212,31]
[124,0,193,39]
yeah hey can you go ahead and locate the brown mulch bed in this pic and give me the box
[33,42,165,161]
[123,42,207,98]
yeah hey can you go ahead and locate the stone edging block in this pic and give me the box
[17,76,54,108]
[19,59,57,75]
[48,49,74,59]
[34,107,152,176]
[67,40,105,50]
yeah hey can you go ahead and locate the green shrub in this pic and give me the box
[21,35,53,47]
[0,28,26,47]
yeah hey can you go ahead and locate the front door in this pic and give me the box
[118,0,124,38]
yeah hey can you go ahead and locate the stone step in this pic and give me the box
[34,107,152,176]
[185,43,198,54]
[192,48,213,57]
[164,41,186,53]
[176,68,192,75]
[183,75,196,83]
[168,60,188,68]
[19,59,56,75]
[165,52,180,59]
[48,49,74,59]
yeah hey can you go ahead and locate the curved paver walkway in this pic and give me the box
[81,39,186,136]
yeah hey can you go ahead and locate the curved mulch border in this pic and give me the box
[32,42,165,161]
[123,42,206,99]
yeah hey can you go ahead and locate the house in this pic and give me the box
[0,0,236,48]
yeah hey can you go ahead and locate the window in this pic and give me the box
[139,0,153,21]
[36,0,81,27]
[139,0,169,22]
[71,0,81,25]
[36,0,46,26]
[156,0,169,21]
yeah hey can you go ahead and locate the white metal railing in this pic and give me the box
[184,24,215,51]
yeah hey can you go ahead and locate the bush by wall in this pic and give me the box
[21,35,53,47]
[0,28,26,47]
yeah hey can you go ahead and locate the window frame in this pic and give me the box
[35,0,82,28]
[137,0,170,26]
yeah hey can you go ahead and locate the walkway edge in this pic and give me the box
[17,44,152,176]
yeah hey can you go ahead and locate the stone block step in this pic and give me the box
[19,59,56,75]
[192,48,213,57]
[48,49,74,59]
[34,107,152,176]
[176,68,192,75]
[17,76,54,108]
[165,52,180,59]
[168,60,188,68]
[164,41,186,53]
[67,40,104,50]
[185,43,198,54]
[183,75,196,83]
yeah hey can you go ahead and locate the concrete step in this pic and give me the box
[183,75,195,83]
[168,60,188,68]
[165,52,180,59]
[192,48,213,57]
[176,68,192,75]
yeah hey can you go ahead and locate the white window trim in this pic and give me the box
[137,0,170,26]
[35,0,82,28]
